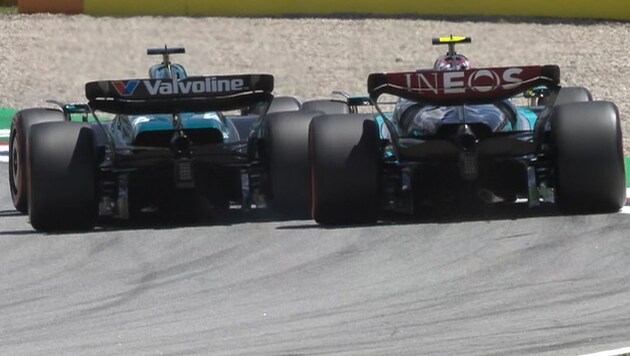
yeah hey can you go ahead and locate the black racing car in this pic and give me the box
[308,36,626,224]
[8,47,324,231]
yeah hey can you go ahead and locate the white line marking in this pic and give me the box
[579,346,630,356]
[0,144,7,163]
[0,129,9,138]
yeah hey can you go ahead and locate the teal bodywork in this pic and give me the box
[111,111,233,146]
[516,108,538,130]
[370,103,541,139]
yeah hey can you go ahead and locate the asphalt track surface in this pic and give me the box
[2,160,630,355]
[3,12,630,356]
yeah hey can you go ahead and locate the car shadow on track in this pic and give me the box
[1,205,315,234]
[1,202,622,234]
[0,206,311,234]
[275,202,593,230]
[93,208,312,232]
[55,202,622,232]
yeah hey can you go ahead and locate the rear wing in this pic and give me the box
[85,74,274,115]
[367,65,560,105]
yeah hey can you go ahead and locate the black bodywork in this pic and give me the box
[366,65,563,214]
[81,74,277,219]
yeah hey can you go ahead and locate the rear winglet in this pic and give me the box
[85,74,274,114]
[367,65,560,105]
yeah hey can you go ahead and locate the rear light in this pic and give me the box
[459,152,478,181]
[174,159,194,188]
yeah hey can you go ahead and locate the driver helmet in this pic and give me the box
[433,54,471,71]
[149,63,188,80]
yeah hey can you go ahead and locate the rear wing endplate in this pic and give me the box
[368,65,560,105]
[85,74,274,115]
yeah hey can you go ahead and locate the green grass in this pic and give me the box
[0,108,14,130]
[0,6,17,14]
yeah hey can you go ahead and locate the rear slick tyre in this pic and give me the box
[301,99,349,115]
[554,86,592,106]
[8,108,65,214]
[551,101,626,213]
[264,111,318,217]
[310,114,381,225]
[28,122,98,232]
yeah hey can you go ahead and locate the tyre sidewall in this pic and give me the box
[9,108,65,213]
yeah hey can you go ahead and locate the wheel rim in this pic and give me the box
[10,131,20,196]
